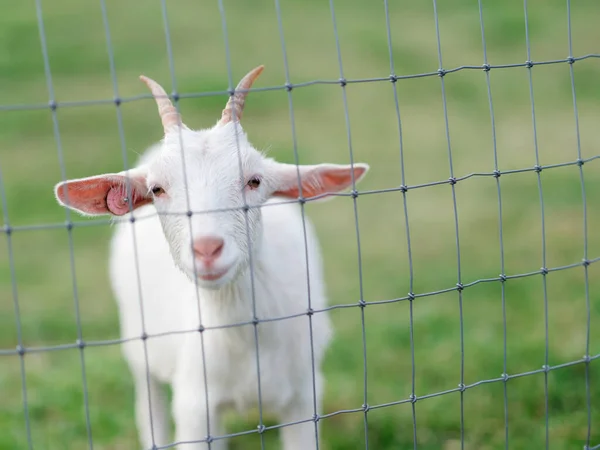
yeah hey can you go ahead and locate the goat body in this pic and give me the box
[110,163,331,448]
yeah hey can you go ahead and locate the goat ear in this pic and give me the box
[54,168,151,216]
[270,162,369,201]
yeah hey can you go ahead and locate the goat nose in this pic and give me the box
[193,236,224,262]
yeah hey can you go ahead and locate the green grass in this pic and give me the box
[1,0,599,448]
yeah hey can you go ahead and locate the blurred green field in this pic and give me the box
[1,0,599,449]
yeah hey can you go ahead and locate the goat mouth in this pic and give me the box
[197,267,229,282]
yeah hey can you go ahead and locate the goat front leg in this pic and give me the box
[131,369,170,450]
[279,375,324,450]
[279,396,320,450]
[172,339,224,450]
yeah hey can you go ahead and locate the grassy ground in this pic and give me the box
[1,0,599,448]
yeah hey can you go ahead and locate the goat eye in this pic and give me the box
[151,186,165,196]
[247,177,261,190]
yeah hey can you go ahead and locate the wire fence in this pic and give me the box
[1,0,599,449]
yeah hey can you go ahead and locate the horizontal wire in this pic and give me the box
[135,350,599,449]
[2,254,598,356]
[3,155,599,234]
[1,55,598,113]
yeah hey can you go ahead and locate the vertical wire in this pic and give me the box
[0,169,33,449]
[565,1,591,447]
[431,1,465,448]
[34,1,94,448]
[98,2,159,448]
[159,0,214,446]
[523,2,550,448]
[382,0,417,447]
[327,0,369,447]
[477,1,509,448]
[216,2,267,448]
[273,0,321,447]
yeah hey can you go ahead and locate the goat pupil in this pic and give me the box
[248,178,260,189]
[152,186,163,195]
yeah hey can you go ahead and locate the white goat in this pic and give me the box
[54,65,369,450]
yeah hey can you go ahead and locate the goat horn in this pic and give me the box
[218,65,264,126]
[139,75,183,133]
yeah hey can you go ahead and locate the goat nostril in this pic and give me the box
[193,237,225,260]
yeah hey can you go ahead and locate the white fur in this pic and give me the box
[55,120,369,449]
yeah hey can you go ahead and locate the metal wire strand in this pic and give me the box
[523,1,551,448]
[431,1,466,448]
[98,2,165,448]
[217,2,267,448]
[35,1,94,448]
[328,0,370,447]
[382,0,418,447]
[477,1,510,448]
[1,256,599,357]
[160,0,216,447]
[274,0,322,447]
[2,154,599,237]
[137,351,598,448]
[0,155,33,450]
[565,1,592,448]
[2,55,599,114]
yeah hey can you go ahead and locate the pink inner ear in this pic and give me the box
[274,165,367,200]
[56,174,151,216]
[105,184,145,215]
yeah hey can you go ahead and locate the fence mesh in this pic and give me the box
[1,0,599,449]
